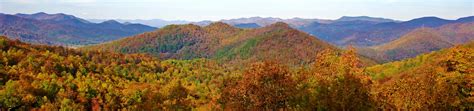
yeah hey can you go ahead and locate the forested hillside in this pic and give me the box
[299,16,474,46]
[1,36,472,110]
[366,42,473,109]
[85,22,354,66]
[0,13,155,46]
[358,22,474,62]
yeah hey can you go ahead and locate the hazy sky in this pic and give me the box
[0,0,473,21]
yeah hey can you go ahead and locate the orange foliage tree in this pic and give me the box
[310,48,373,110]
[221,61,297,110]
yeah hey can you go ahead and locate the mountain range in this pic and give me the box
[84,22,376,66]
[2,29,472,110]
[191,17,334,28]
[88,18,190,28]
[366,41,474,80]
[0,12,156,46]
[336,16,400,23]
[190,16,474,48]
[234,23,261,28]
[1,12,473,63]
[1,11,473,110]
[358,22,474,62]
[300,16,474,46]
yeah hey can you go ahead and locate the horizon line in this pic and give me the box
[2,12,473,22]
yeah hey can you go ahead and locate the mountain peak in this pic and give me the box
[14,12,91,24]
[409,16,447,22]
[206,22,233,28]
[337,16,396,23]
[86,19,338,65]
[0,13,155,46]
[159,24,202,33]
[339,16,370,19]
[204,22,239,33]
[102,20,121,24]
[33,12,48,15]
[456,16,474,23]
[249,16,263,19]
[267,22,290,28]
[402,16,451,27]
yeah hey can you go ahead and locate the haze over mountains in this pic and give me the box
[1,12,473,63]
[88,19,189,28]
[192,17,333,28]
[1,10,473,110]
[86,15,474,63]
[358,22,474,62]
[2,0,474,109]
[183,15,474,48]
[0,12,156,46]
[299,16,474,46]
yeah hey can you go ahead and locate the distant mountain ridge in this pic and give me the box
[189,16,473,47]
[191,16,333,28]
[234,23,261,28]
[371,28,454,61]
[15,12,91,24]
[357,22,474,62]
[88,19,190,28]
[0,12,156,46]
[2,12,472,64]
[336,16,399,23]
[300,16,474,46]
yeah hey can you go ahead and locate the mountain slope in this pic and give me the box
[435,22,474,44]
[366,41,474,80]
[0,35,232,110]
[85,22,349,65]
[15,12,91,26]
[371,28,453,61]
[358,22,474,62]
[365,42,473,109]
[0,12,156,46]
[300,16,474,46]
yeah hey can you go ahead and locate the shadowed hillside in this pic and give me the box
[300,16,474,46]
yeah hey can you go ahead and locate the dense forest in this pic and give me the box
[84,22,378,66]
[358,22,474,62]
[1,36,472,110]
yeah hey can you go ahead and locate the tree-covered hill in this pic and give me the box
[0,36,472,110]
[84,22,377,66]
[358,22,474,62]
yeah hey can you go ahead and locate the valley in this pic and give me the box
[0,3,473,109]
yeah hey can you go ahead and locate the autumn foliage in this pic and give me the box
[0,36,473,110]
[222,61,297,109]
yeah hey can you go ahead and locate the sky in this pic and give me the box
[0,0,473,21]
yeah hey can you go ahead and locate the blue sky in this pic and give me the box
[0,0,473,21]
